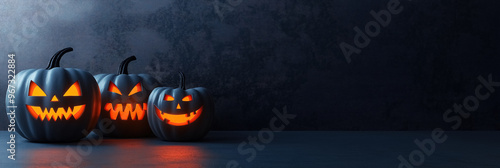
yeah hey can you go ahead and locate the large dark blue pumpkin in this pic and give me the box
[94,56,160,137]
[148,72,214,141]
[6,47,101,142]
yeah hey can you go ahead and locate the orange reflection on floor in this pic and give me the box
[145,145,207,168]
[105,139,150,149]
[24,139,209,167]
[107,140,208,167]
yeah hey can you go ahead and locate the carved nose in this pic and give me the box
[177,104,181,109]
[51,95,59,102]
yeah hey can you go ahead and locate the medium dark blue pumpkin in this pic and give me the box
[6,47,101,142]
[94,56,160,137]
[148,72,214,141]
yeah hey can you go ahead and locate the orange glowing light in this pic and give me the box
[104,103,147,120]
[29,81,47,97]
[128,82,142,96]
[63,81,81,96]
[182,95,192,101]
[108,82,122,95]
[26,104,86,121]
[51,95,59,102]
[155,106,203,126]
[164,95,174,101]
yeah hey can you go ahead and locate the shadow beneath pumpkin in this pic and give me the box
[147,131,261,144]
[22,131,256,144]
[22,131,123,146]
[25,140,84,145]
[22,138,100,145]
[100,135,157,139]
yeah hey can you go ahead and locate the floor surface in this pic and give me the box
[0,131,499,167]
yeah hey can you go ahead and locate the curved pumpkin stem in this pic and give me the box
[178,71,186,90]
[118,56,136,74]
[46,47,73,69]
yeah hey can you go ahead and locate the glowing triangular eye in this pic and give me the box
[63,81,82,96]
[29,81,46,97]
[108,82,122,95]
[182,95,192,101]
[128,82,142,96]
[164,95,174,101]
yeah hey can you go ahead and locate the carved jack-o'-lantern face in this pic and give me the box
[94,56,160,138]
[104,81,147,120]
[26,81,85,121]
[148,72,214,141]
[155,93,203,126]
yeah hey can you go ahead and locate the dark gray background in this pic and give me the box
[1,0,500,130]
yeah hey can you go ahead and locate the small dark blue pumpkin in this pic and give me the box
[148,72,214,141]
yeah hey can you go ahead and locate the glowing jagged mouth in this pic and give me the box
[155,106,203,126]
[104,103,147,120]
[26,105,86,121]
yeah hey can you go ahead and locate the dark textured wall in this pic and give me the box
[1,0,500,130]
